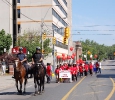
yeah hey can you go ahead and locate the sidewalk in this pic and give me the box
[0,74,33,91]
[0,74,56,91]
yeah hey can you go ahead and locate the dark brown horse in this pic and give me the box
[14,60,27,94]
[33,63,45,95]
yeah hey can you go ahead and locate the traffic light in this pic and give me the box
[55,52,57,56]
[42,49,44,53]
[52,37,56,44]
[64,27,70,38]
[42,33,46,40]
[114,52,115,56]
[63,37,67,44]
[87,51,91,55]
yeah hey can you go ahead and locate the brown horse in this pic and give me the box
[14,60,27,94]
[33,63,45,95]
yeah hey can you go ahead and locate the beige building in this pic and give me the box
[0,0,73,70]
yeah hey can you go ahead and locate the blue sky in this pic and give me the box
[72,0,115,46]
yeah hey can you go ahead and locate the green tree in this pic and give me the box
[0,29,12,55]
[16,31,52,61]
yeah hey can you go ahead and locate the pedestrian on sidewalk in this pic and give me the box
[1,59,6,75]
[98,61,101,74]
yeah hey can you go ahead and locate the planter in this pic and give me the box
[9,63,14,75]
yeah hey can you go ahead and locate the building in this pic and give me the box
[0,0,72,70]
[0,0,13,49]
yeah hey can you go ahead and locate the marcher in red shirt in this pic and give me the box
[72,64,78,81]
[55,65,60,83]
[84,62,89,76]
[89,62,93,76]
[46,63,52,83]
[79,63,83,77]
[96,62,99,73]
[67,64,73,82]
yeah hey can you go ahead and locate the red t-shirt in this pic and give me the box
[46,65,51,75]
[84,64,89,71]
[73,67,77,75]
[89,64,93,69]
[79,66,83,72]
[68,67,72,74]
[55,68,59,74]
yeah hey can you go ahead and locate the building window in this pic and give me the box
[52,9,67,26]
[52,24,64,35]
[18,24,21,33]
[62,0,67,6]
[55,40,68,49]
[53,0,67,17]
[17,9,20,18]
[17,0,20,3]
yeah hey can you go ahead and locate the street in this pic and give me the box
[0,60,115,100]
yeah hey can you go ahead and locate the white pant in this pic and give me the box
[2,65,6,74]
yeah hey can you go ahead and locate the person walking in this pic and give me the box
[98,61,101,74]
[46,63,52,83]
[89,62,93,76]
[1,59,6,75]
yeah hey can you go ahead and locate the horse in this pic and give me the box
[14,60,28,94]
[33,63,45,95]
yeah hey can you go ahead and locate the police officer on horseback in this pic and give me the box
[32,47,46,74]
[16,47,29,78]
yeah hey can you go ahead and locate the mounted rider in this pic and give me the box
[13,47,29,78]
[32,47,46,74]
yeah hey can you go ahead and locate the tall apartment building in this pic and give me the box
[0,0,72,69]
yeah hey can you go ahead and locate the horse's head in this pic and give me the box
[15,60,22,71]
[35,63,44,77]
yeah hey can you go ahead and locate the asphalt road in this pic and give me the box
[0,60,115,100]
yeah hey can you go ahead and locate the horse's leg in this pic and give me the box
[16,79,19,93]
[19,78,23,94]
[23,78,27,93]
[39,78,42,95]
[37,79,39,94]
[34,78,38,95]
[42,77,45,93]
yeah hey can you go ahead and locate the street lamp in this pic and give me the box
[40,4,62,56]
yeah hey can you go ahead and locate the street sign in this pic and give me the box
[12,46,27,54]
[59,70,71,78]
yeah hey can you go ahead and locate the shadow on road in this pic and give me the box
[0,92,33,95]
[97,74,115,78]
[102,65,115,66]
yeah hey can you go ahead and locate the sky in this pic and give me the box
[72,0,115,46]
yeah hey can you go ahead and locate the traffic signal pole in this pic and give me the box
[13,0,17,47]
[53,30,55,72]
[41,19,44,53]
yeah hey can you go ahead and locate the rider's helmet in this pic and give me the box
[36,47,41,51]
[19,47,23,51]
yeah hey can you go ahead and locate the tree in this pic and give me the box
[16,31,52,61]
[0,29,12,55]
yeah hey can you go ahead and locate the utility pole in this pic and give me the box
[52,30,55,72]
[41,19,44,53]
[12,0,17,47]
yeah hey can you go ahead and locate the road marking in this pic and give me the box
[105,78,115,100]
[91,84,108,87]
[83,91,104,95]
[72,91,104,97]
[89,80,107,83]
[61,76,86,100]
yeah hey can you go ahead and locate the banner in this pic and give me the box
[59,70,71,78]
